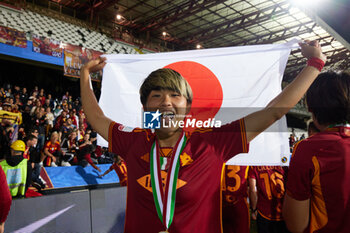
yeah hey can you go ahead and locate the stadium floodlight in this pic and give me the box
[116,14,122,20]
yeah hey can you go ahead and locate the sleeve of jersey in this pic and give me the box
[202,118,249,162]
[286,142,313,201]
[108,122,138,160]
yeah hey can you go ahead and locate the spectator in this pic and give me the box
[53,104,63,119]
[0,87,6,100]
[38,89,45,106]
[14,93,22,107]
[31,86,39,98]
[41,132,64,167]
[20,87,28,104]
[30,99,41,116]
[23,135,37,160]
[62,91,69,101]
[32,107,46,150]
[5,88,13,99]
[46,94,55,109]
[73,98,81,112]
[27,129,46,189]
[54,110,67,131]
[288,134,295,153]
[76,133,101,172]
[0,140,32,198]
[45,106,54,136]
[68,109,78,128]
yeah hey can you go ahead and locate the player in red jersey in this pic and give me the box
[248,166,288,233]
[80,40,325,233]
[99,154,128,186]
[283,71,350,233]
[222,165,250,233]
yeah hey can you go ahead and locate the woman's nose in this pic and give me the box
[161,94,172,106]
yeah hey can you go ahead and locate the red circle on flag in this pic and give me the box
[164,61,223,127]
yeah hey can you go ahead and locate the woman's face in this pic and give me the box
[145,89,189,133]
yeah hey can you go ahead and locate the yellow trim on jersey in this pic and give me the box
[244,166,249,179]
[220,164,225,233]
[239,119,248,153]
[291,140,302,158]
[310,156,328,232]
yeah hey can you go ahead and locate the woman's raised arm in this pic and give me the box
[80,57,112,140]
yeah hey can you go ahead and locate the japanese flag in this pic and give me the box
[99,39,300,165]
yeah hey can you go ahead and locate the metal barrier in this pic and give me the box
[5,186,126,233]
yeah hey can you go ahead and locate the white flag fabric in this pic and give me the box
[99,39,300,165]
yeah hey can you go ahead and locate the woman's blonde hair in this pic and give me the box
[139,68,193,106]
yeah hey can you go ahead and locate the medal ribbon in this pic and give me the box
[150,132,187,230]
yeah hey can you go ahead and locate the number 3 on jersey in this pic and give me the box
[222,165,241,192]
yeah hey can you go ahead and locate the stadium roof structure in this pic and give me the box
[10,0,350,81]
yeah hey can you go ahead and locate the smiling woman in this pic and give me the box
[80,40,325,233]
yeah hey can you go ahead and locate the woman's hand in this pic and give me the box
[299,40,327,62]
[81,57,107,74]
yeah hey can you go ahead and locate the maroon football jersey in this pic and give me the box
[222,165,250,233]
[109,119,249,233]
[44,141,60,154]
[222,165,249,205]
[110,160,128,186]
[249,166,286,221]
[287,126,350,233]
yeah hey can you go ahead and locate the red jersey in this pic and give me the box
[222,165,250,233]
[109,119,249,233]
[222,165,249,205]
[286,126,350,233]
[110,160,128,186]
[248,166,286,221]
[44,141,61,154]
[0,166,12,223]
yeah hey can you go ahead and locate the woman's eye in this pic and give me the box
[172,93,180,97]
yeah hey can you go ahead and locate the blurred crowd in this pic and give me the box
[0,84,114,193]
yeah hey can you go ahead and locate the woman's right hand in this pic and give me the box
[81,57,107,74]
[299,40,327,63]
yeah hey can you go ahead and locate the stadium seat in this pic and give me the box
[0,8,147,56]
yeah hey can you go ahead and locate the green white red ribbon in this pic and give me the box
[150,132,187,230]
